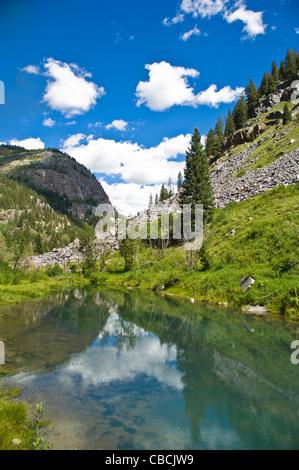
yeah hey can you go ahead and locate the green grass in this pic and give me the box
[0,274,89,306]
[98,184,299,319]
[0,385,34,450]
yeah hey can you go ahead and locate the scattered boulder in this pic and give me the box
[242,305,269,315]
[212,148,299,208]
[240,276,255,293]
[155,285,165,292]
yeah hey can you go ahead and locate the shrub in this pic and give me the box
[45,263,63,277]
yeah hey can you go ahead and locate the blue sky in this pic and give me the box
[0,0,298,214]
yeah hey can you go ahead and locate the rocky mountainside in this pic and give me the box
[223,78,299,150]
[0,147,110,220]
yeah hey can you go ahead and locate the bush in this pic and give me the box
[69,264,78,274]
[45,263,63,277]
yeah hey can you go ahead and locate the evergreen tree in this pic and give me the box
[259,73,276,96]
[267,74,277,94]
[283,103,292,125]
[159,184,169,202]
[214,116,224,159]
[79,224,98,275]
[271,61,279,82]
[180,128,215,224]
[177,171,183,190]
[233,94,248,129]
[224,109,236,137]
[205,128,216,157]
[245,79,259,117]
[35,233,44,255]
[154,194,159,205]
[285,48,297,80]
[148,193,153,208]
[279,60,286,81]
[119,239,141,272]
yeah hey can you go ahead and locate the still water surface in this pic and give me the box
[0,288,299,450]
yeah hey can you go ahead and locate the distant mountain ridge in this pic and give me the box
[0,146,110,221]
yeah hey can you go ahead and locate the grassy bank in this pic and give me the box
[0,383,33,450]
[0,274,89,306]
[97,184,299,319]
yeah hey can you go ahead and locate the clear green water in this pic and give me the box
[1,288,299,450]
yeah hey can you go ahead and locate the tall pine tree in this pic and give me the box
[214,116,224,159]
[245,79,259,117]
[224,109,236,137]
[233,94,248,129]
[259,73,276,96]
[177,171,183,190]
[205,128,216,157]
[279,60,285,81]
[285,48,297,80]
[180,128,215,224]
[271,61,279,82]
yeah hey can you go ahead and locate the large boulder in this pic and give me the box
[240,276,255,293]
[262,92,282,109]
[281,81,299,102]
[266,110,284,120]
[224,123,266,149]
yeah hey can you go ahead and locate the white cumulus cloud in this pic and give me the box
[196,84,245,106]
[42,58,105,117]
[163,13,185,26]
[106,119,129,131]
[21,65,41,75]
[164,1,267,40]
[180,0,228,18]
[9,137,45,150]
[43,117,56,127]
[61,132,190,185]
[136,61,244,111]
[136,62,199,111]
[225,5,267,39]
[180,25,201,41]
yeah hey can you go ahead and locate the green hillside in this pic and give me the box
[0,175,81,266]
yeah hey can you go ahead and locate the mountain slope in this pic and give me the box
[0,147,110,221]
[0,175,82,262]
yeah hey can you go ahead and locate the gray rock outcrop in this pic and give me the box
[29,237,120,269]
